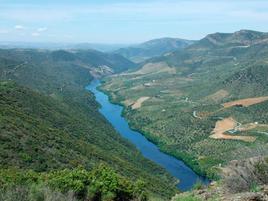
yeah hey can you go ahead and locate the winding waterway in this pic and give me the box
[86,80,209,191]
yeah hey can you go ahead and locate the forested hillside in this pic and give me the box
[0,49,177,200]
[0,49,137,80]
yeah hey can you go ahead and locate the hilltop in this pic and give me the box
[114,38,194,62]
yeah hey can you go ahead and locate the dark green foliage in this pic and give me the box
[0,49,177,199]
[224,64,268,98]
[0,166,147,201]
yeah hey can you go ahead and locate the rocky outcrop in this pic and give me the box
[172,156,268,201]
[222,157,268,194]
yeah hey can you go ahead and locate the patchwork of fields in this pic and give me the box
[101,30,268,179]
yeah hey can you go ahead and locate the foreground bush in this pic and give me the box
[0,165,147,201]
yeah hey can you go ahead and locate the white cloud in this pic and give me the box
[14,25,25,30]
[31,32,40,37]
[0,0,267,42]
[37,27,48,32]
[1,1,267,24]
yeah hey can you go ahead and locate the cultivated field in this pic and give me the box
[223,96,268,108]
[210,117,256,142]
[127,62,176,75]
[132,97,150,109]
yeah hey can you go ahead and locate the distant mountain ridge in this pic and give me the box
[150,30,268,77]
[114,37,195,62]
[0,42,129,52]
[192,30,268,49]
[0,49,137,79]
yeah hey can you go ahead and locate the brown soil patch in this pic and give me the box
[238,123,258,132]
[123,99,134,107]
[240,123,268,132]
[131,97,150,109]
[198,111,213,118]
[206,89,229,102]
[223,96,268,108]
[210,117,256,142]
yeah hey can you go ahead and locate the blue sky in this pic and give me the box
[0,0,268,43]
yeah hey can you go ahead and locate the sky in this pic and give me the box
[0,0,268,44]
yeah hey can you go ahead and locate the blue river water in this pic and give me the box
[86,80,210,191]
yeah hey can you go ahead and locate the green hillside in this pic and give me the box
[114,38,194,63]
[0,49,177,200]
[101,30,268,179]
[0,49,136,80]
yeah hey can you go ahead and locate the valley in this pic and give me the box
[101,30,268,180]
[0,49,178,200]
[1,0,268,200]
[86,80,209,191]
[0,30,268,201]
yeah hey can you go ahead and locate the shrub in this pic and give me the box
[250,182,261,193]
[0,166,148,201]
[0,186,29,201]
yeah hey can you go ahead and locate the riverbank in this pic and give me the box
[97,80,210,177]
[98,80,212,179]
[90,80,210,191]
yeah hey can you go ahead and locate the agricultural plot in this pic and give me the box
[101,31,268,179]
[210,117,256,142]
[223,96,268,108]
[132,97,150,109]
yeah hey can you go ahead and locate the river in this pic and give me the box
[86,80,209,191]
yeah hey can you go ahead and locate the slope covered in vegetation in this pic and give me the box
[101,30,268,179]
[114,38,194,62]
[0,49,177,200]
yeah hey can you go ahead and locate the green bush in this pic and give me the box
[0,166,148,201]
[250,182,261,193]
